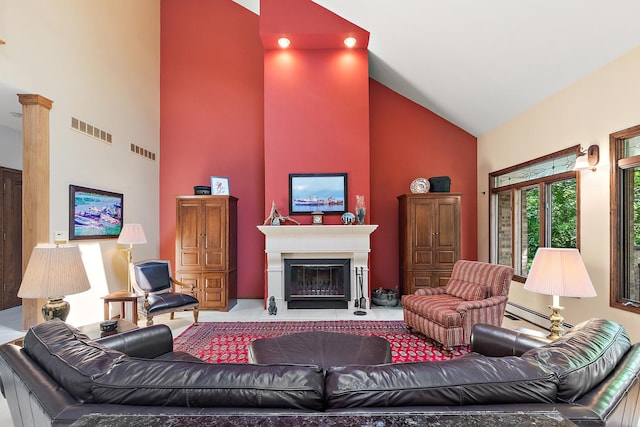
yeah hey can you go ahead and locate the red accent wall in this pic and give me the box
[263,48,370,224]
[369,80,478,291]
[160,0,266,297]
[159,0,478,301]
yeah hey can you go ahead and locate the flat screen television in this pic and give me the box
[288,173,347,215]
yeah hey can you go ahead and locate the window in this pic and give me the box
[610,124,640,313]
[490,147,580,280]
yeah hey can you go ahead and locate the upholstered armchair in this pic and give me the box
[131,260,200,326]
[402,260,514,350]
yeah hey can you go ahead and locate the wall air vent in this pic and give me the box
[71,117,112,144]
[130,143,156,161]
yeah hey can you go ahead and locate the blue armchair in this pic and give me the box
[131,260,199,326]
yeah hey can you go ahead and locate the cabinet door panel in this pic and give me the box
[203,201,226,270]
[436,251,457,265]
[176,201,202,270]
[201,273,226,309]
[414,250,433,265]
[413,201,435,248]
[432,196,460,269]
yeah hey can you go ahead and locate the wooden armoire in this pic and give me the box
[175,195,237,311]
[398,193,461,295]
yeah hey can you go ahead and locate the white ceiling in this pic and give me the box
[2,1,640,137]
[239,0,640,136]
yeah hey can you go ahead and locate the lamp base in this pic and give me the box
[547,304,565,341]
[42,297,70,321]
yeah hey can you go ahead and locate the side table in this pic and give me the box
[102,290,139,324]
[78,318,139,339]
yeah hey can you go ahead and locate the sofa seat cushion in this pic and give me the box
[22,318,126,403]
[402,294,464,327]
[325,356,558,408]
[92,358,325,410]
[445,279,489,301]
[523,318,631,403]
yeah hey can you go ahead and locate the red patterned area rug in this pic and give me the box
[173,320,469,364]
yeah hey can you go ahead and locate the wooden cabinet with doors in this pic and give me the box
[398,193,461,295]
[175,195,237,311]
[1,167,22,310]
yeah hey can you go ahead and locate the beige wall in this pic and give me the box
[0,0,160,325]
[478,45,640,341]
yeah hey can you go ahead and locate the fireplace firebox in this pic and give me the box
[284,258,350,309]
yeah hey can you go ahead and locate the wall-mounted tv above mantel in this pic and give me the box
[289,173,347,215]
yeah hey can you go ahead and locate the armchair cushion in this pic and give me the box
[402,294,464,328]
[147,292,199,314]
[445,279,489,301]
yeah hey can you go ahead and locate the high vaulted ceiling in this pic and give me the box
[237,0,640,137]
[2,1,640,137]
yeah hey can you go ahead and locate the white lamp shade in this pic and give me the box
[18,245,91,298]
[117,224,147,245]
[524,248,597,298]
[573,154,592,171]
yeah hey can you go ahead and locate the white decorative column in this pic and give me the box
[257,225,378,312]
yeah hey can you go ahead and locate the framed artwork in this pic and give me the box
[69,185,123,240]
[289,173,347,214]
[210,176,230,195]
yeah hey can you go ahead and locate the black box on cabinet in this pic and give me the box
[429,176,451,192]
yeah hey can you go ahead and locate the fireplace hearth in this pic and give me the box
[285,259,350,309]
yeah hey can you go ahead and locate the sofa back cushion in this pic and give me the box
[523,318,631,402]
[449,260,514,297]
[445,279,488,301]
[325,356,557,408]
[92,358,325,410]
[22,319,126,403]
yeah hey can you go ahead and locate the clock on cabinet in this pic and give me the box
[312,211,324,224]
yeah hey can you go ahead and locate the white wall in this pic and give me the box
[0,0,160,325]
[0,125,21,169]
[478,45,640,342]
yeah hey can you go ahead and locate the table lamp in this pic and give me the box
[117,223,147,291]
[523,248,597,340]
[18,244,91,321]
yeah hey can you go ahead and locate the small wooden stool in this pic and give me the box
[102,290,139,324]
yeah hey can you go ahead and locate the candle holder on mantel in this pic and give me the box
[355,195,366,225]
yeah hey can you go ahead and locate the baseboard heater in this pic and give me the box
[506,302,574,330]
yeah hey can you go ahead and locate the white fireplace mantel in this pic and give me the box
[257,225,378,312]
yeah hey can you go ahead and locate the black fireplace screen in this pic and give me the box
[284,258,350,309]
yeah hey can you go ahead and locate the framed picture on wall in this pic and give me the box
[289,173,347,214]
[210,176,230,195]
[69,185,123,240]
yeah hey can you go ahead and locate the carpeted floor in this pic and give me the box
[173,320,469,363]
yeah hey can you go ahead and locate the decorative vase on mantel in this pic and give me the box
[355,195,366,225]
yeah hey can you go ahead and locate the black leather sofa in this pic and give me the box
[0,318,638,426]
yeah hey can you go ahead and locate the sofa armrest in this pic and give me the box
[97,324,174,358]
[470,323,550,356]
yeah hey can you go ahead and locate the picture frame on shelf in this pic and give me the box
[289,173,347,214]
[69,185,123,240]
[210,176,230,195]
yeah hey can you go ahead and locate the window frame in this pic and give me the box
[489,146,581,282]
[610,124,640,314]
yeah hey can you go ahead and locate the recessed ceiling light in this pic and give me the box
[344,37,356,48]
[278,37,290,48]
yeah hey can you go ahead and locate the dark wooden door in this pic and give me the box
[1,168,22,310]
